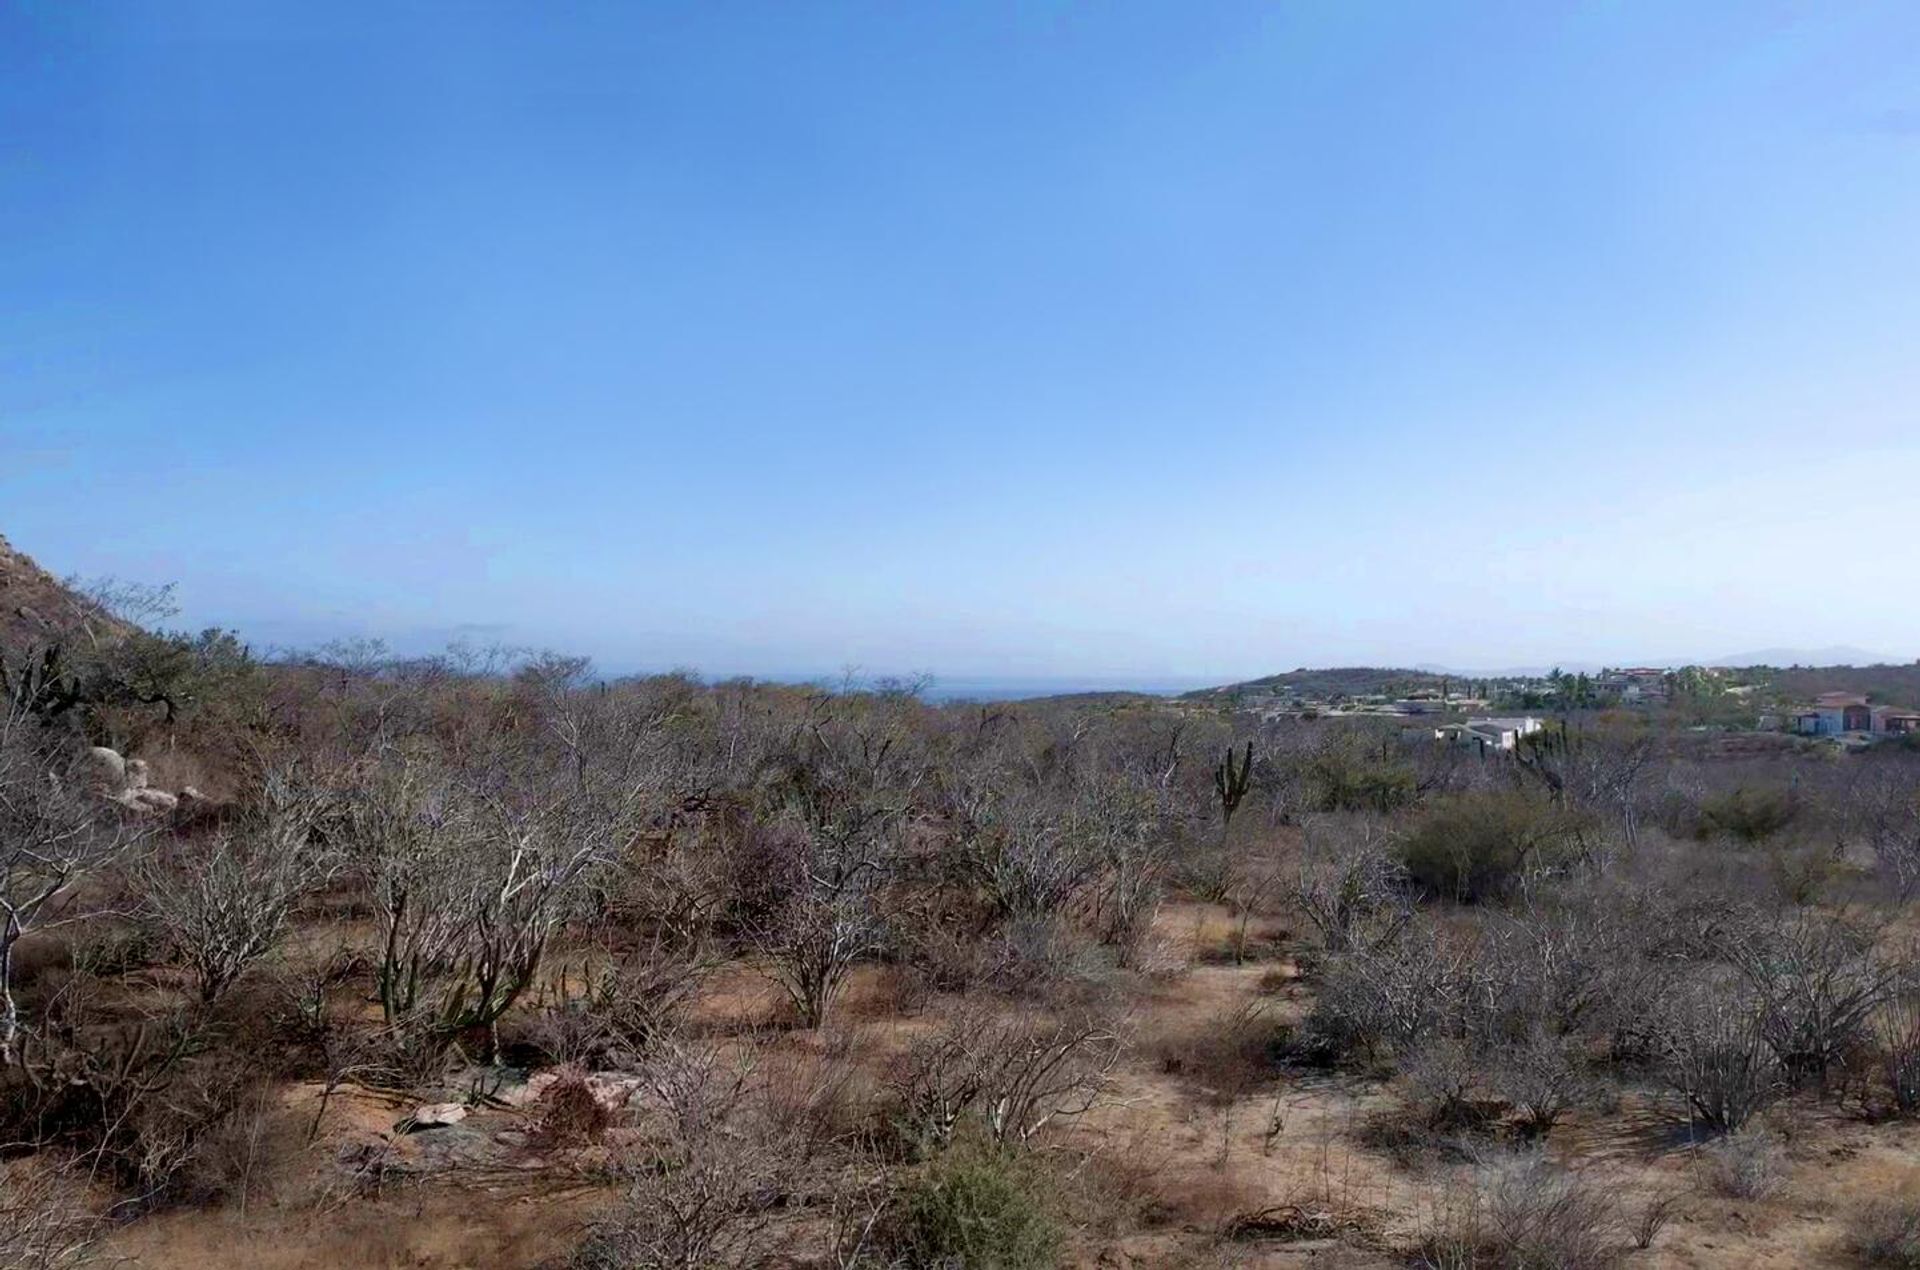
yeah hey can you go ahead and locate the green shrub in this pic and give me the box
[885,1147,1061,1269]
[1698,785,1800,845]
[1306,749,1417,814]
[1396,791,1583,903]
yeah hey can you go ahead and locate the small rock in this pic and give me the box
[115,788,178,814]
[399,1103,468,1132]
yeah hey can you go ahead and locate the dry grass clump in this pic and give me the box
[1849,1196,1920,1267]
[1150,999,1292,1104]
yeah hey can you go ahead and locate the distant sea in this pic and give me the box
[917,676,1213,703]
[585,665,1217,701]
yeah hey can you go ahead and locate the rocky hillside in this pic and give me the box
[0,533,130,655]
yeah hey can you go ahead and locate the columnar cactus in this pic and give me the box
[1214,741,1253,828]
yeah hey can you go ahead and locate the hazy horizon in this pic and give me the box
[7,4,1919,678]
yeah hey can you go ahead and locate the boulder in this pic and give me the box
[82,746,126,790]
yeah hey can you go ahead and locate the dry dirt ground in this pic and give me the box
[101,900,1920,1269]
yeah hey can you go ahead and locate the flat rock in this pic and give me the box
[399,1102,468,1132]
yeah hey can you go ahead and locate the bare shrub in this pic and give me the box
[1876,983,1920,1116]
[0,727,148,1067]
[1076,778,1167,959]
[956,789,1104,921]
[1417,1149,1621,1270]
[1306,921,1464,1062]
[825,1169,896,1270]
[1698,1126,1785,1200]
[1733,913,1891,1084]
[890,1010,1119,1152]
[986,915,1109,998]
[6,989,271,1205]
[140,773,336,1003]
[1659,984,1782,1133]
[1149,999,1288,1103]
[1475,907,1634,1042]
[1292,817,1408,953]
[1485,1031,1599,1138]
[1401,1039,1484,1132]
[522,937,709,1067]
[171,1078,292,1212]
[759,1030,874,1158]
[754,811,892,1030]
[1846,767,1920,900]
[347,753,611,1067]
[574,1042,794,1270]
[0,1162,104,1269]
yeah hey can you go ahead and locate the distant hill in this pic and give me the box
[1192,659,1920,713]
[1185,666,1453,702]
[1007,690,1170,709]
[1708,646,1905,669]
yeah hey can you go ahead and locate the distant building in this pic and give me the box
[1792,693,1920,736]
[1437,716,1545,752]
[1595,667,1671,704]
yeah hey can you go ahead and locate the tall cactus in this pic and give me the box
[1513,719,1572,800]
[1214,741,1254,828]
[0,645,83,721]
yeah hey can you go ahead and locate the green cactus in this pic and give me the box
[1214,741,1254,827]
[0,645,83,721]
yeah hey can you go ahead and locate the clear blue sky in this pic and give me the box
[5,3,1918,681]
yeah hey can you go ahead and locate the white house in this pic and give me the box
[1438,716,1545,752]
